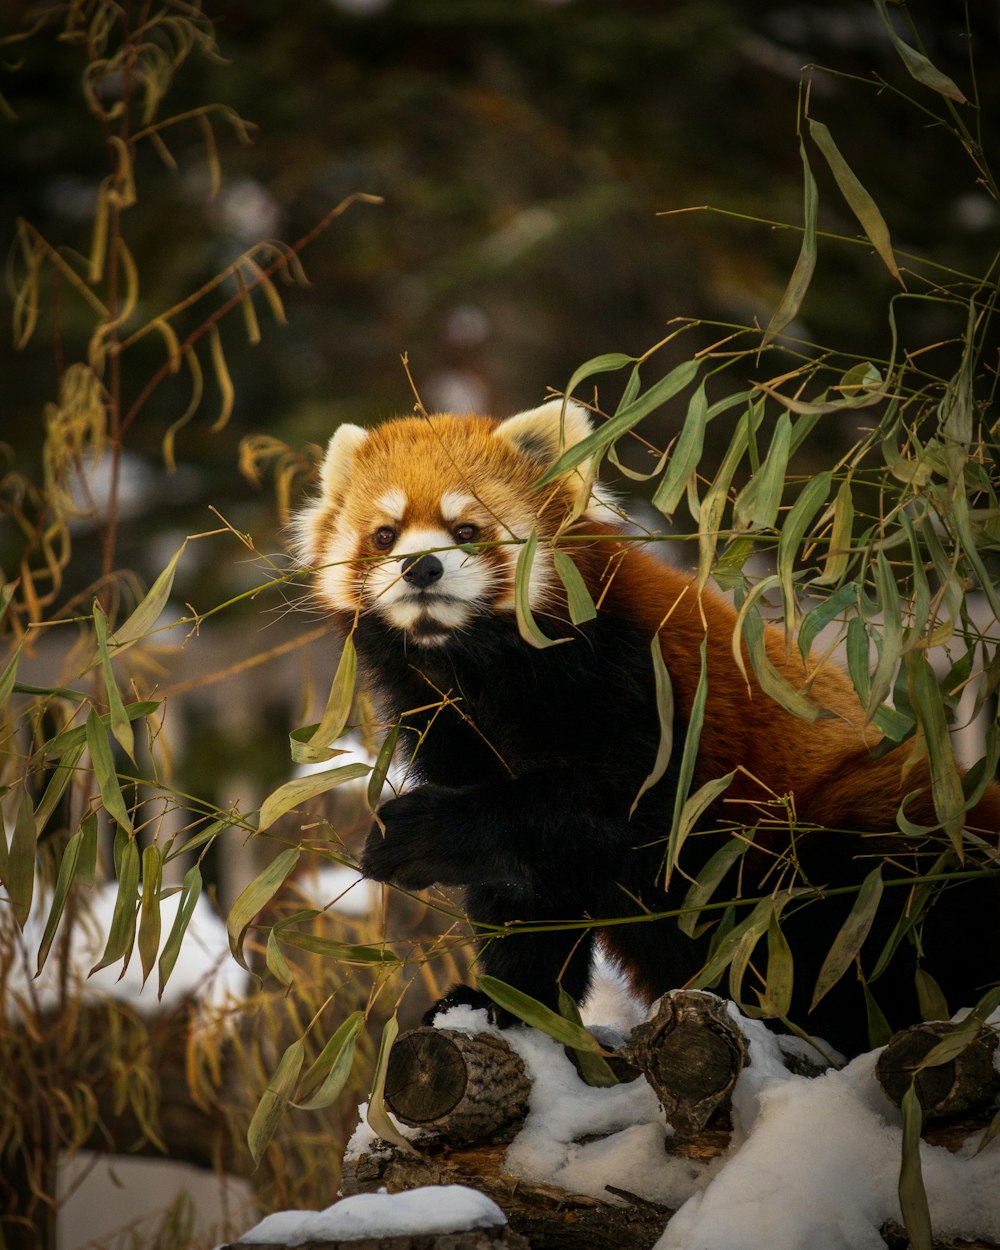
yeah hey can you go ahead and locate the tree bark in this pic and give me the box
[385,1029,531,1143]
[876,1022,1000,1119]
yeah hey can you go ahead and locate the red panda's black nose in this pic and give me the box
[401,553,444,590]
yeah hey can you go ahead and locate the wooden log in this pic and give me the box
[342,1141,669,1250]
[876,1022,1000,1120]
[385,1029,531,1144]
[621,991,748,1135]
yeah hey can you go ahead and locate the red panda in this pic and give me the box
[294,400,1000,1055]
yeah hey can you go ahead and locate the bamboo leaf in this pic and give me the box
[810,867,884,1011]
[158,863,202,997]
[679,831,752,939]
[865,551,903,723]
[138,843,163,985]
[304,633,357,756]
[558,988,618,1087]
[759,909,794,1018]
[90,831,140,974]
[366,1014,419,1155]
[368,725,400,809]
[36,824,86,974]
[111,542,186,651]
[734,411,791,531]
[295,1010,365,1110]
[913,967,949,1025]
[692,897,774,991]
[478,974,607,1054]
[798,582,857,662]
[664,638,710,886]
[85,708,133,834]
[276,930,401,964]
[514,530,567,649]
[630,635,674,816]
[814,478,856,586]
[651,383,709,518]
[3,792,37,928]
[740,600,823,723]
[776,471,832,645]
[265,928,295,987]
[863,978,893,1048]
[0,640,23,711]
[899,1083,933,1250]
[248,1039,305,1165]
[552,550,597,625]
[227,847,300,970]
[258,762,371,832]
[873,0,968,103]
[904,651,966,851]
[93,602,135,762]
[807,118,903,285]
[762,139,818,348]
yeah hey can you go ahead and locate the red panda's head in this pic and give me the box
[293,399,603,644]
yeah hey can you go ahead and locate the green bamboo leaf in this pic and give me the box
[692,896,774,991]
[552,550,597,625]
[762,139,818,348]
[227,847,300,970]
[814,478,856,586]
[810,867,884,1011]
[673,772,736,861]
[266,927,295,987]
[913,967,949,1025]
[899,1083,933,1250]
[3,792,37,928]
[540,358,699,485]
[845,616,913,741]
[873,0,968,103]
[777,471,832,645]
[276,930,401,964]
[44,701,159,759]
[77,810,99,885]
[807,118,903,285]
[866,551,903,723]
[158,863,202,997]
[630,635,674,816]
[248,1039,305,1165]
[798,582,857,662]
[35,823,86,974]
[110,542,186,651]
[368,725,400,809]
[478,974,607,1054]
[664,639,709,886]
[740,601,823,723]
[34,742,86,836]
[728,899,777,1011]
[904,651,965,851]
[679,831,753,939]
[863,979,893,1049]
[731,574,781,688]
[295,1010,365,1110]
[514,530,567,649]
[697,400,764,589]
[0,640,23,711]
[651,383,709,517]
[85,708,133,834]
[305,633,358,757]
[367,1014,419,1155]
[93,602,135,762]
[257,762,371,833]
[558,988,618,1087]
[138,844,163,985]
[734,411,791,531]
[759,909,794,1018]
[91,831,140,973]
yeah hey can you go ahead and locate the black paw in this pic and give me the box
[421,983,517,1028]
[359,785,465,890]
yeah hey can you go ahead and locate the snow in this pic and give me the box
[2,882,248,1018]
[340,988,1000,1250]
[238,1185,506,1243]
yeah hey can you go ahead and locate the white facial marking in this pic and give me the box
[316,525,361,610]
[440,491,476,523]
[375,488,407,519]
[366,524,495,634]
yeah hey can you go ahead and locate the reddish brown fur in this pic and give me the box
[573,521,1000,838]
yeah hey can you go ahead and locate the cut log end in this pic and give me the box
[876,1022,1000,1120]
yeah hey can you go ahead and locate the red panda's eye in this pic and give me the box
[453,524,478,545]
[373,526,397,550]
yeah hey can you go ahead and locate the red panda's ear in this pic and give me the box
[318,423,369,502]
[493,399,592,469]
